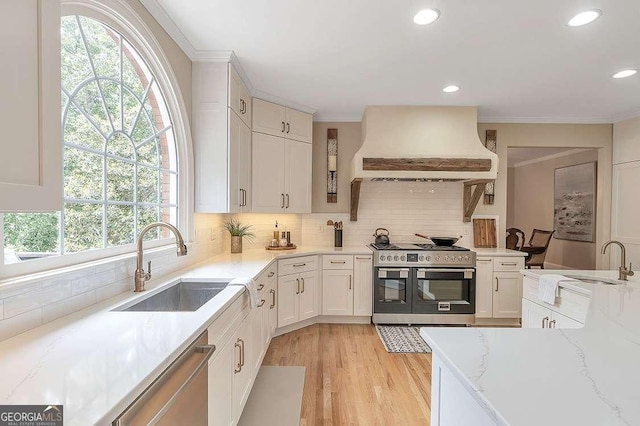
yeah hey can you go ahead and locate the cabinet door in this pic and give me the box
[0,0,61,211]
[551,311,583,329]
[228,112,243,213]
[251,132,285,212]
[521,298,551,329]
[493,272,523,318]
[252,98,285,137]
[232,314,253,423]
[238,120,252,212]
[238,86,252,128]
[208,339,234,426]
[353,256,373,316]
[284,140,312,213]
[285,108,313,143]
[298,271,318,321]
[277,274,299,328]
[474,257,494,318]
[250,306,265,375]
[228,63,250,126]
[322,269,353,316]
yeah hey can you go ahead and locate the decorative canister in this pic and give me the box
[231,235,243,253]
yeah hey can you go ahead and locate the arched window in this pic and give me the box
[61,15,178,252]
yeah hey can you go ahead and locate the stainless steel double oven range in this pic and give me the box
[371,243,477,325]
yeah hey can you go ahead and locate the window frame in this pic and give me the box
[0,0,194,280]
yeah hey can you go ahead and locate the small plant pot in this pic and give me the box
[231,236,242,253]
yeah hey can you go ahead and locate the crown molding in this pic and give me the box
[313,113,363,123]
[511,148,593,168]
[251,90,316,115]
[138,0,198,59]
[477,115,613,124]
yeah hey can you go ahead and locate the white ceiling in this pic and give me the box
[143,0,640,123]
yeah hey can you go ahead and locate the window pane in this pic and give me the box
[3,213,60,263]
[64,147,103,200]
[107,205,134,246]
[64,104,105,150]
[78,16,120,80]
[64,203,103,253]
[122,87,143,134]
[138,206,160,240]
[137,166,159,203]
[73,80,112,135]
[61,17,93,92]
[106,132,134,159]
[137,138,159,166]
[99,79,122,130]
[106,159,134,202]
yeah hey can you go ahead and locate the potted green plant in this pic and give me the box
[223,218,255,253]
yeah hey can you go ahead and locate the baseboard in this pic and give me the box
[274,315,372,336]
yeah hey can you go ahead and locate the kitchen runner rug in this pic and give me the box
[375,325,432,353]
[238,366,305,426]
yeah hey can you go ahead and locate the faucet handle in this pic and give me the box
[146,260,152,281]
[628,263,634,276]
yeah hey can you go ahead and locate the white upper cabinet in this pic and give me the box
[193,62,252,213]
[284,140,312,212]
[252,98,312,143]
[228,63,252,128]
[0,0,62,211]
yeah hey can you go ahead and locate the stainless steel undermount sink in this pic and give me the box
[564,275,624,286]
[114,281,230,312]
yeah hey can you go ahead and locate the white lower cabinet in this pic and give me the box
[277,257,318,328]
[207,336,234,426]
[475,257,524,320]
[521,275,589,329]
[321,255,373,317]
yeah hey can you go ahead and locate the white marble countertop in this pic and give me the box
[0,245,371,425]
[421,269,640,426]
[471,248,528,257]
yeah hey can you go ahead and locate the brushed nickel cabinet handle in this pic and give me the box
[355,256,370,260]
[349,275,352,290]
[257,283,264,291]
[301,277,305,293]
[542,316,549,328]
[240,338,245,367]
[258,299,266,307]
[293,263,306,267]
[281,121,285,132]
[281,193,285,208]
[296,278,300,294]
[477,259,492,263]
[501,262,517,266]
[286,193,290,208]
[268,272,275,278]
[330,260,346,264]
[234,339,242,373]
[495,277,499,292]
[270,289,276,308]
[549,319,557,328]
[286,122,290,133]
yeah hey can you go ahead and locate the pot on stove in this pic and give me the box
[373,228,390,245]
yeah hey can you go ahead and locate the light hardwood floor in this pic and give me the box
[262,324,432,425]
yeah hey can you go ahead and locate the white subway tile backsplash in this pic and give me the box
[71,270,116,296]
[42,291,97,323]
[4,282,72,319]
[0,309,42,342]
[95,280,129,303]
[0,300,3,320]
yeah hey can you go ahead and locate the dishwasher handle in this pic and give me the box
[113,332,215,425]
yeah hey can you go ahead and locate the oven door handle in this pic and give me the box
[416,268,475,273]
[378,268,411,273]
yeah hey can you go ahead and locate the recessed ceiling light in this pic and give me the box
[413,9,440,25]
[568,9,602,26]
[612,69,637,79]
[443,85,460,93]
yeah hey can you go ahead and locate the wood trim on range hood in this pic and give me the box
[362,157,492,172]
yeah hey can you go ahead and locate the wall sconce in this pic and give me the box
[327,128,338,203]
[484,129,497,205]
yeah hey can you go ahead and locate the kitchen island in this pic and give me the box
[421,269,640,426]
[0,245,371,425]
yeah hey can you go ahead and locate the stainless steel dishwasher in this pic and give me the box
[113,330,215,425]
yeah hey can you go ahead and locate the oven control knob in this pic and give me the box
[435,256,440,261]
[386,255,392,261]
[400,255,406,261]
[380,255,385,261]
[419,255,425,261]
[458,256,463,262]
[426,256,431,261]
[465,255,470,261]
[394,255,399,261]
[444,256,450,262]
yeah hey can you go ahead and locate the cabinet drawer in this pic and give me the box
[556,288,590,323]
[255,262,277,293]
[493,257,524,271]
[278,255,317,276]
[322,255,354,270]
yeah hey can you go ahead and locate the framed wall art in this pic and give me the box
[553,161,596,242]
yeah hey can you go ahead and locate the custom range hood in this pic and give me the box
[349,106,498,221]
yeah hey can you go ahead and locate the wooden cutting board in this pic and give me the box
[473,218,497,248]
